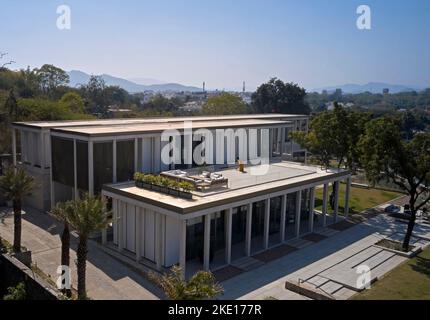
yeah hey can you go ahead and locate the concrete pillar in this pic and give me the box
[263,198,270,249]
[40,132,46,170]
[113,140,117,183]
[322,184,329,227]
[245,203,252,257]
[73,140,78,199]
[134,138,138,172]
[344,177,352,218]
[179,219,187,279]
[334,181,340,222]
[203,213,211,271]
[117,201,124,252]
[295,190,302,238]
[225,208,233,264]
[155,213,162,270]
[12,128,17,168]
[280,194,287,242]
[135,208,142,261]
[88,141,94,196]
[309,187,315,232]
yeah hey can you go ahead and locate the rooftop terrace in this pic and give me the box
[103,161,349,215]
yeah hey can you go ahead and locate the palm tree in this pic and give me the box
[150,265,223,300]
[67,194,109,300]
[0,167,34,252]
[50,201,73,297]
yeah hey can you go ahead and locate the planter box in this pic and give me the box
[168,189,180,197]
[152,185,162,192]
[135,180,143,188]
[179,191,193,199]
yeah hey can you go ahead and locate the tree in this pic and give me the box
[66,194,110,299]
[150,265,223,300]
[4,88,18,120]
[202,93,248,115]
[50,201,73,297]
[3,282,26,300]
[0,168,34,252]
[35,64,69,94]
[291,103,369,208]
[251,78,310,114]
[59,92,85,113]
[359,117,430,251]
[291,103,369,170]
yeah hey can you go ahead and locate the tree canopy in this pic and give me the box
[202,92,248,115]
[251,78,310,114]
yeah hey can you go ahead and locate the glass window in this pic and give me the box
[94,141,113,194]
[76,140,88,192]
[117,140,135,182]
[51,137,74,187]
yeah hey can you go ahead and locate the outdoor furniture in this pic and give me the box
[161,170,228,191]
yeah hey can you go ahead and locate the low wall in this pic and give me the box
[0,253,59,300]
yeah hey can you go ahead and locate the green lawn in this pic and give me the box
[315,184,403,215]
[353,245,430,300]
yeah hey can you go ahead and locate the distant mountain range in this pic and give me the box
[311,82,426,94]
[67,70,201,93]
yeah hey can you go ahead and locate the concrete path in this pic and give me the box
[0,207,162,300]
[220,213,430,300]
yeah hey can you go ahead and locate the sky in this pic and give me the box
[1,0,430,91]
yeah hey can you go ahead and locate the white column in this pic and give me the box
[134,138,138,172]
[203,213,211,271]
[73,140,78,199]
[113,140,117,183]
[309,187,315,232]
[245,203,252,257]
[225,208,233,264]
[344,177,351,218]
[135,208,142,262]
[334,181,340,222]
[155,213,162,270]
[263,198,270,249]
[12,128,17,167]
[280,194,287,242]
[101,195,107,245]
[88,141,94,196]
[179,219,187,279]
[117,201,124,252]
[322,184,329,227]
[295,190,302,238]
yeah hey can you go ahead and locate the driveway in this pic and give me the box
[0,206,162,300]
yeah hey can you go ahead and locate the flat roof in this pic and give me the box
[103,162,350,215]
[12,114,308,130]
[50,119,292,137]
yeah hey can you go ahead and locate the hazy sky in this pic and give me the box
[1,0,430,91]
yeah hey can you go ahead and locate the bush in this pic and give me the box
[3,282,26,300]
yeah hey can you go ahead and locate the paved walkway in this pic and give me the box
[220,213,430,300]
[0,207,162,300]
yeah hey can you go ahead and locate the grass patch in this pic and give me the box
[353,245,430,300]
[376,239,414,253]
[315,184,403,215]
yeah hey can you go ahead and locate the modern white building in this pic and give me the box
[11,114,351,277]
[11,114,309,211]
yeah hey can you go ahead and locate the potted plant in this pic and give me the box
[178,181,194,199]
[141,174,152,189]
[168,180,180,197]
[160,177,171,194]
[151,175,162,192]
[134,172,144,188]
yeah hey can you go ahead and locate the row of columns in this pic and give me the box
[178,177,351,277]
